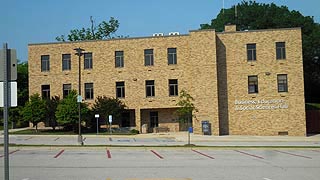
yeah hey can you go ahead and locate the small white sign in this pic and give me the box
[77,95,82,103]
[0,82,17,107]
[108,115,112,123]
[95,114,99,118]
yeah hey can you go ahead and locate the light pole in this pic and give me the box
[74,47,85,145]
[95,114,100,134]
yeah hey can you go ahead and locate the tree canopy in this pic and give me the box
[176,90,198,123]
[21,93,47,131]
[56,16,119,41]
[55,90,88,130]
[91,96,126,123]
[201,0,320,102]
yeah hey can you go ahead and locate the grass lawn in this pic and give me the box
[10,129,76,135]
[10,129,138,135]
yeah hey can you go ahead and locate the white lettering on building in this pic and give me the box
[234,99,288,111]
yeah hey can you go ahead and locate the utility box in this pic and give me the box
[201,121,212,135]
[141,124,148,134]
[0,48,17,81]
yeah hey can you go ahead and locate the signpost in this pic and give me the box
[108,115,112,134]
[95,114,99,134]
[1,43,18,180]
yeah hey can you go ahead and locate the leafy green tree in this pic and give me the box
[55,90,88,131]
[201,0,320,102]
[91,96,126,125]
[56,16,119,41]
[21,93,47,131]
[46,95,60,131]
[17,61,28,106]
[176,90,198,124]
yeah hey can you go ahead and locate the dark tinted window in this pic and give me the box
[85,83,94,99]
[277,74,288,92]
[248,76,258,93]
[115,51,124,68]
[116,81,125,98]
[144,49,154,66]
[62,54,71,71]
[41,55,50,72]
[247,44,256,61]
[84,53,93,69]
[169,79,178,96]
[276,42,286,60]
[146,80,155,97]
[168,48,177,65]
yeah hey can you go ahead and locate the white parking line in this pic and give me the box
[263,178,272,180]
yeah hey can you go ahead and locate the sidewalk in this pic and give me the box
[2,131,320,147]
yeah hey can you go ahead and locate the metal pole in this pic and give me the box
[3,43,9,180]
[96,118,99,134]
[78,51,82,145]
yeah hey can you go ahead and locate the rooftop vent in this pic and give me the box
[169,32,180,36]
[152,33,164,37]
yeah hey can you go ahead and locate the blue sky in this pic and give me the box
[1,0,319,62]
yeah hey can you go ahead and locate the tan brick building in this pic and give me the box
[28,25,306,136]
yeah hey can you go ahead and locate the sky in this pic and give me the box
[1,0,319,62]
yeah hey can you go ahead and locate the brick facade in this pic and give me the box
[28,25,306,136]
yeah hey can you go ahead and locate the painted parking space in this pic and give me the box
[1,148,320,180]
[274,150,312,159]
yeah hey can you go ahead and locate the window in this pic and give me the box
[146,80,155,97]
[41,85,50,99]
[85,83,94,100]
[63,84,72,98]
[115,51,124,68]
[62,54,71,71]
[276,42,286,60]
[169,79,178,96]
[144,49,154,66]
[247,44,256,61]
[168,48,177,65]
[116,81,125,98]
[248,76,258,93]
[41,55,50,72]
[84,52,93,69]
[277,74,288,92]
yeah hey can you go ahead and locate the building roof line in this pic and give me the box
[28,34,190,46]
[216,27,301,34]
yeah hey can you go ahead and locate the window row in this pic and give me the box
[40,48,177,72]
[40,79,179,100]
[41,83,94,100]
[248,74,288,94]
[247,42,286,61]
[115,79,179,98]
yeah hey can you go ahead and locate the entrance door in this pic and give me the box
[150,111,158,128]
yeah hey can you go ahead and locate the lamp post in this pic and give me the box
[95,114,100,134]
[74,47,85,145]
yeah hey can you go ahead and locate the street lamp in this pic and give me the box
[74,47,85,145]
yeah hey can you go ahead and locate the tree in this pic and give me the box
[176,90,198,145]
[55,90,88,131]
[17,61,28,106]
[56,16,119,41]
[200,0,320,102]
[46,95,60,131]
[91,96,126,127]
[21,93,47,132]
[176,90,198,124]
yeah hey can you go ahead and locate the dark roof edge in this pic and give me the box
[216,27,301,34]
[28,34,189,46]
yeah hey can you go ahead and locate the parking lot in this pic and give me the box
[1,147,320,180]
